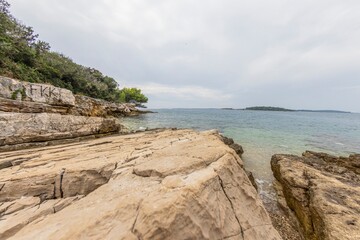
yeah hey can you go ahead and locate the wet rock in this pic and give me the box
[221,135,244,157]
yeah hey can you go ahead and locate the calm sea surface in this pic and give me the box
[122,109,360,204]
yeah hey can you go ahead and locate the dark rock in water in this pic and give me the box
[245,170,258,191]
[220,135,255,190]
[271,151,360,240]
[221,136,244,157]
[230,143,244,156]
[221,135,235,145]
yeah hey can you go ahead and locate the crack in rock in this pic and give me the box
[217,175,244,240]
[59,168,66,198]
[131,201,143,240]
[222,232,243,239]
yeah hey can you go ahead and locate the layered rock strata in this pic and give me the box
[0,76,144,117]
[0,112,125,152]
[0,76,149,151]
[271,151,360,240]
[0,129,281,240]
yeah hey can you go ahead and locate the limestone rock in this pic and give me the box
[271,151,360,240]
[0,77,146,117]
[70,95,143,117]
[0,112,126,152]
[0,76,75,106]
[0,97,70,114]
[0,129,281,239]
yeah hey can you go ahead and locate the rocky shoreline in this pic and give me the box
[0,129,281,239]
[1,76,359,239]
[0,76,148,152]
[271,151,360,240]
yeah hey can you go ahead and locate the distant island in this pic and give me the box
[244,106,294,112]
[296,109,351,113]
[242,106,351,113]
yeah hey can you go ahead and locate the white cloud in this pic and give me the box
[8,0,360,111]
[119,82,233,108]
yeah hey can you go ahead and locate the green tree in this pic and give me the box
[0,0,148,104]
[119,88,148,103]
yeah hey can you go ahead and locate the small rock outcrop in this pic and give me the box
[0,76,148,151]
[271,151,360,240]
[0,129,281,239]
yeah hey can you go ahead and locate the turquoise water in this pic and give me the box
[122,109,360,203]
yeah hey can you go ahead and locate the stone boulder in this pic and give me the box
[271,151,360,240]
[0,129,281,240]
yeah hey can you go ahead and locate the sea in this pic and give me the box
[122,109,360,207]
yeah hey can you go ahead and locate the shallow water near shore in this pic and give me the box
[122,109,360,206]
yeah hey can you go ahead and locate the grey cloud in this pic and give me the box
[8,0,360,111]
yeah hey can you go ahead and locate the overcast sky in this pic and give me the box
[8,0,360,111]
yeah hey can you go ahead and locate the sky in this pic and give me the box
[8,0,360,111]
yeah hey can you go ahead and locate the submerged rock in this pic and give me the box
[271,151,360,240]
[0,129,280,240]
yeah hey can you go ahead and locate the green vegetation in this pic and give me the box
[119,88,148,103]
[11,87,26,100]
[244,106,294,112]
[0,0,147,104]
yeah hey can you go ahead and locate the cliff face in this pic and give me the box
[0,129,281,240]
[271,151,360,240]
[0,76,146,152]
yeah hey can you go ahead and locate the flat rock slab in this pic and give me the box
[0,129,280,240]
[0,112,126,152]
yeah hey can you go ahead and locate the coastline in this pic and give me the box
[0,128,282,239]
[1,78,359,239]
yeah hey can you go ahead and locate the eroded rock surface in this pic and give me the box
[0,76,75,106]
[0,111,126,152]
[0,129,280,240]
[0,76,145,117]
[0,76,153,151]
[271,151,360,240]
